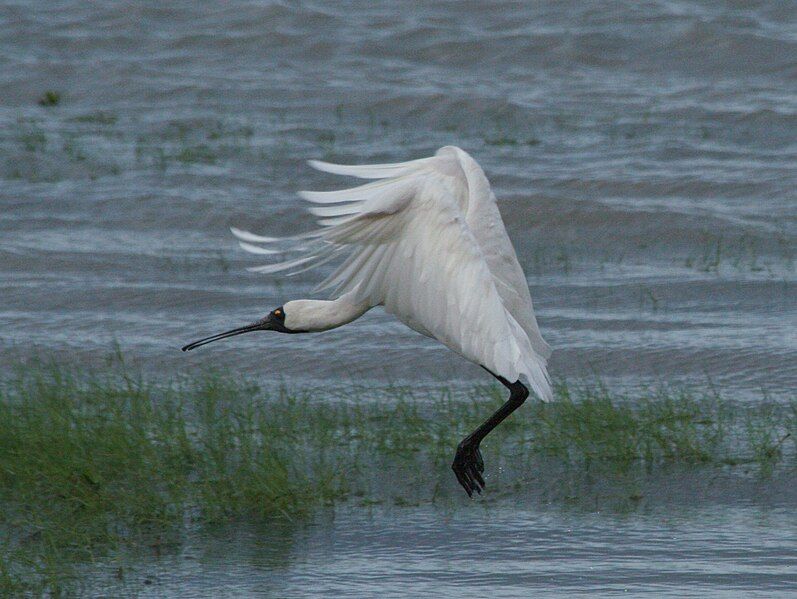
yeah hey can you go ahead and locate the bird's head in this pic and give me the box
[181,303,307,352]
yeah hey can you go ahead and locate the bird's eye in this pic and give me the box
[273,307,284,320]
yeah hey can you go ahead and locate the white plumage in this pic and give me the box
[232,145,552,402]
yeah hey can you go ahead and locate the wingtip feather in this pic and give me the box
[307,159,329,171]
[230,227,280,243]
[238,241,279,255]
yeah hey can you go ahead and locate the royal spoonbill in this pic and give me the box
[182,146,552,496]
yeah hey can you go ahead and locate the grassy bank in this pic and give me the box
[0,360,794,594]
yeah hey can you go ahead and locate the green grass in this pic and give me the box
[683,230,796,275]
[18,127,47,153]
[174,144,217,164]
[0,360,793,594]
[483,136,541,147]
[69,111,118,126]
[37,91,61,107]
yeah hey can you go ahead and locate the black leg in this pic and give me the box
[451,373,529,497]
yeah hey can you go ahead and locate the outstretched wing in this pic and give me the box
[446,147,552,361]
[233,147,552,401]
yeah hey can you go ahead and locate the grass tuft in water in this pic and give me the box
[70,111,118,125]
[37,91,61,107]
[175,144,217,164]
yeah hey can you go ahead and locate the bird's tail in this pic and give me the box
[505,312,553,402]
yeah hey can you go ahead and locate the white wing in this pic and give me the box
[234,147,552,401]
[445,147,552,361]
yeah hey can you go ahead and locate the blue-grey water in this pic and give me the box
[89,500,797,598]
[1,1,796,596]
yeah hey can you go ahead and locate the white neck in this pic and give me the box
[283,291,372,332]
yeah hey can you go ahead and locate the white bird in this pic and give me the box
[182,146,552,496]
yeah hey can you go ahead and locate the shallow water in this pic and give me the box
[87,469,797,598]
[1,1,796,596]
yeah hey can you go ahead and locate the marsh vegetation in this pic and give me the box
[0,358,793,595]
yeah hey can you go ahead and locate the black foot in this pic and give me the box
[451,440,485,497]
